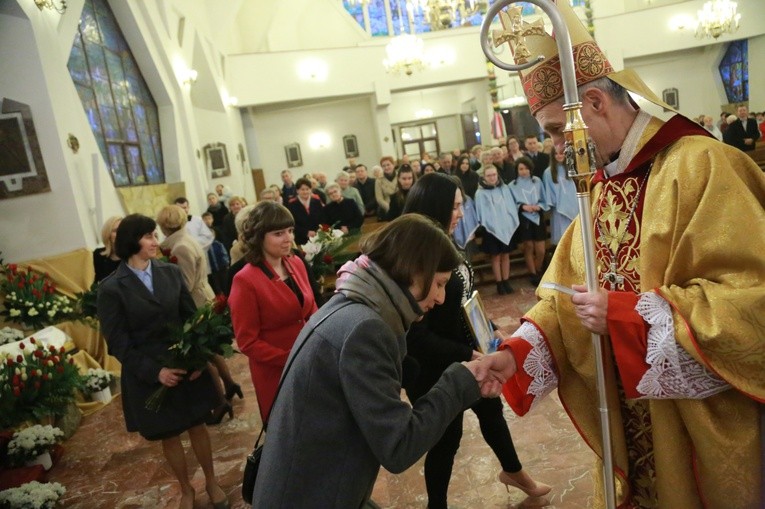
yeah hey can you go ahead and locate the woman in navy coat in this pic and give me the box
[97,214,229,509]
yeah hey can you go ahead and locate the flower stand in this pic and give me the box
[91,386,112,403]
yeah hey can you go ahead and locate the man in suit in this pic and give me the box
[724,105,760,152]
[523,135,549,179]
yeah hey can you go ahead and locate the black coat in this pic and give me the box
[354,178,377,214]
[526,152,550,179]
[724,118,761,152]
[287,197,326,245]
[97,261,217,440]
[325,198,363,230]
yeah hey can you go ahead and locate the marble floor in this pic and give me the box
[48,277,597,508]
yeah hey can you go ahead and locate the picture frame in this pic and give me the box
[0,98,51,199]
[462,291,496,353]
[662,88,679,110]
[203,142,231,178]
[285,143,302,168]
[342,134,359,158]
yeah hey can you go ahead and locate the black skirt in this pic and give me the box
[480,231,516,254]
[515,214,547,242]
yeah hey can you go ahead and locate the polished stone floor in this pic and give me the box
[49,277,596,508]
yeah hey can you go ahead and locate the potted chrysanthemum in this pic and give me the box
[82,368,114,402]
[6,425,64,471]
[0,480,66,509]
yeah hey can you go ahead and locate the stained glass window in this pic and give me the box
[67,0,163,187]
[718,40,748,104]
[343,0,583,35]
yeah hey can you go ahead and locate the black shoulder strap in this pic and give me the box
[261,299,352,432]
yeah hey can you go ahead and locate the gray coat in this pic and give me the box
[251,293,481,508]
[97,260,217,440]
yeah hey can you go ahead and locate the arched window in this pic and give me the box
[67,0,163,187]
[718,40,748,104]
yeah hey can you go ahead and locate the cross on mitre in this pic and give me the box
[492,6,546,65]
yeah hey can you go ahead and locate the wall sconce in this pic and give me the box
[35,0,67,14]
[181,68,198,86]
[309,132,331,150]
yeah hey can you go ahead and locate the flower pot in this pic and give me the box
[91,386,112,403]
[25,451,52,471]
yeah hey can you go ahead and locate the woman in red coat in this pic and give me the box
[229,201,317,420]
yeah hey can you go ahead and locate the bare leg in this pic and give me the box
[500,253,511,280]
[522,241,536,274]
[491,254,502,283]
[161,435,195,509]
[187,424,227,506]
[533,241,546,273]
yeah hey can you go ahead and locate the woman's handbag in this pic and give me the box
[241,428,264,505]
[240,301,351,505]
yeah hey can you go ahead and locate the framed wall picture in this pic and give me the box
[285,143,302,168]
[0,98,51,199]
[343,134,359,158]
[462,291,496,353]
[203,142,230,178]
[662,88,679,110]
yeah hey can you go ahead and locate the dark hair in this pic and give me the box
[173,197,188,205]
[403,173,462,231]
[295,177,312,190]
[515,156,535,173]
[360,214,460,299]
[242,201,295,265]
[421,163,436,173]
[397,164,416,187]
[201,211,213,218]
[524,135,538,141]
[114,214,156,260]
[456,155,471,173]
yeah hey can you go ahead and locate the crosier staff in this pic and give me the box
[480,2,617,507]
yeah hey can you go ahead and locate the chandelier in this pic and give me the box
[695,0,741,39]
[383,34,426,76]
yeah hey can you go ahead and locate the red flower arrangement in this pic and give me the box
[0,339,83,430]
[0,263,75,331]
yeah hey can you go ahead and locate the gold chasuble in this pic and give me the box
[524,114,765,508]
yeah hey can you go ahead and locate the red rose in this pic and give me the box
[161,248,171,256]
[68,358,74,364]
[323,254,334,264]
[42,374,49,381]
[320,224,330,232]
[16,355,23,363]
[212,294,228,314]
[34,381,41,389]
[8,264,17,274]
[19,342,25,350]
[169,256,178,264]
[29,337,36,344]
[13,387,20,397]
[30,369,37,377]
[56,366,64,373]
[6,358,13,366]
[17,282,24,289]
[33,350,43,358]
[12,375,20,386]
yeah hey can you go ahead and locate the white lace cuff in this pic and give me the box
[514,321,558,410]
[634,292,730,399]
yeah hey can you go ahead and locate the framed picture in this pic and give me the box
[0,98,51,199]
[285,143,302,168]
[462,291,496,353]
[343,134,359,158]
[203,142,231,178]
[662,88,679,110]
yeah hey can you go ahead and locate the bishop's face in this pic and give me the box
[535,100,609,169]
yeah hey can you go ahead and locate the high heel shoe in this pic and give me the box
[224,382,243,401]
[206,402,233,425]
[498,470,551,497]
[206,484,230,509]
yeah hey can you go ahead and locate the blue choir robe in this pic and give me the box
[542,163,579,245]
[453,197,479,249]
[474,183,519,245]
[509,175,549,225]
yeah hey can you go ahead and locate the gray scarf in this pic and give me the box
[335,255,422,337]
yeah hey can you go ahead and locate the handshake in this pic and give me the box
[461,349,518,398]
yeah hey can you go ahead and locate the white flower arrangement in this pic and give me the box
[0,481,66,509]
[83,368,113,394]
[0,326,24,346]
[6,425,64,466]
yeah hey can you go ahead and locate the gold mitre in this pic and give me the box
[494,0,672,114]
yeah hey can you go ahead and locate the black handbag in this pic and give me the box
[241,428,264,505]
[240,301,351,505]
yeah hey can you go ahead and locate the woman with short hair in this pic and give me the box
[97,214,228,509]
[229,201,318,421]
[93,215,123,282]
[251,214,495,508]
[285,177,325,245]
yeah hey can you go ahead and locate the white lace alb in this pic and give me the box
[635,292,730,399]
[514,321,558,410]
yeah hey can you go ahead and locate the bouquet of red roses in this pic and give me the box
[145,294,234,411]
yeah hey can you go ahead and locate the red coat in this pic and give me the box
[229,256,317,420]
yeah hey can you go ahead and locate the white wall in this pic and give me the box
[247,97,380,188]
